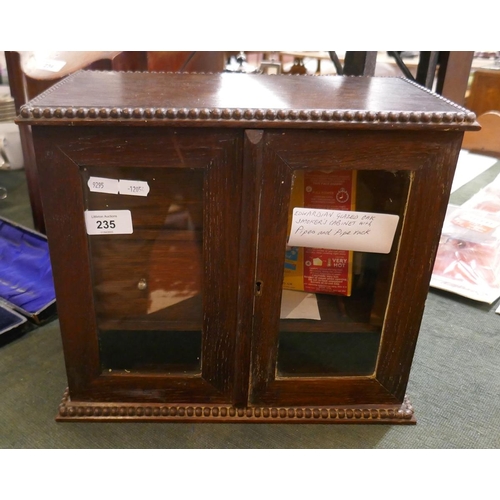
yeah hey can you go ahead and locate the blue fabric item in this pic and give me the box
[0,220,55,314]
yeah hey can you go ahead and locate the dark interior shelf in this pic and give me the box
[97,294,203,331]
[279,291,380,334]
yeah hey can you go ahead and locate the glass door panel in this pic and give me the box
[81,165,204,374]
[277,168,410,377]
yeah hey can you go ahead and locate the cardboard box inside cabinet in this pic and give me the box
[0,217,57,345]
[283,170,356,296]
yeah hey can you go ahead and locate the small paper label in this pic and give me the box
[84,210,133,235]
[35,58,66,73]
[288,208,399,254]
[87,177,150,197]
[119,179,150,197]
[280,290,321,320]
[88,176,120,195]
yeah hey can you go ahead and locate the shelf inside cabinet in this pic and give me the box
[279,293,381,334]
[279,262,387,335]
[90,228,203,326]
[97,294,202,332]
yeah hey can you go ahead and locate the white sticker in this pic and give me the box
[496,303,500,315]
[84,210,133,235]
[35,58,66,73]
[119,179,150,197]
[88,176,120,195]
[87,177,150,197]
[288,208,400,254]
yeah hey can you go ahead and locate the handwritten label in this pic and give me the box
[288,208,400,254]
[87,177,150,197]
[84,210,133,235]
[88,176,119,194]
[35,58,66,73]
[118,179,150,197]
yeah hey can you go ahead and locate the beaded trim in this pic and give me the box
[19,104,476,126]
[18,72,477,127]
[57,389,415,423]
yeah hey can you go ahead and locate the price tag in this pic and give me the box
[35,58,67,73]
[84,210,133,235]
[87,177,150,197]
[88,177,120,195]
[118,179,150,197]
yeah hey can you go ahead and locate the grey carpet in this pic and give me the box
[1,167,499,449]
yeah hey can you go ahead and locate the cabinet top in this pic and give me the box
[18,71,479,131]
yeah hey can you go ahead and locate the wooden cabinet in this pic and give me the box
[19,71,478,423]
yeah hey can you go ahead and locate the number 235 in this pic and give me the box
[96,220,116,229]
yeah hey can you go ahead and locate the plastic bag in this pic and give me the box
[431,173,500,303]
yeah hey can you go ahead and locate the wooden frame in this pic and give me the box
[249,129,463,407]
[34,126,244,404]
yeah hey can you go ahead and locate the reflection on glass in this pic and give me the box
[277,169,410,377]
[81,166,204,374]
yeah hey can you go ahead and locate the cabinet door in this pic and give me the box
[35,127,244,404]
[249,129,462,407]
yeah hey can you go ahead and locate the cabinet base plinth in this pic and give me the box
[56,389,416,424]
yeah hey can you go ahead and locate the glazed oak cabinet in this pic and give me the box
[18,71,478,423]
